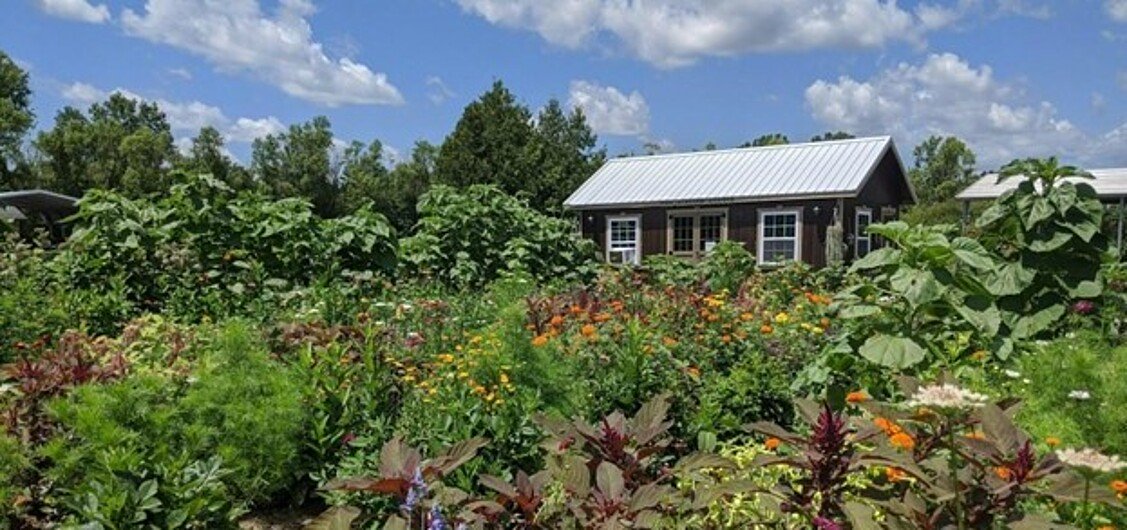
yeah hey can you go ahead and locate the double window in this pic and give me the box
[667,209,727,259]
[607,215,641,265]
[758,209,801,265]
[855,207,872,258]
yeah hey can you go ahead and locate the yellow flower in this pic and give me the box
[740,312,754,321]
[581,324,597,337]
[774,312,790,324]
[811,326,824,334]
[1046,436,1062,447]
[437,353,455,363]
[499,373,510,384]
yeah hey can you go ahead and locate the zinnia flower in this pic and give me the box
[904,384,988,411]
[580,324,597,337]
[1071,300,1096,315]
[1110,479,1127,498]
[531,334,549,347]
[873,417,902,436]
[889,432,916,450]
[1056,448,1127,473]
[759,324,773,335]
[885,467,907,482]
[994,466,1014,481]
[764,437,781,450]
[845,391,868,404]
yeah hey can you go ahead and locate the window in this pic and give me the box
[607,215,641,265]
[666,209,728,259]
[855,208,872,258]
[758,209,801,265]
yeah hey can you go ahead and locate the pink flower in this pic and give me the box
[1071,300,1096,315]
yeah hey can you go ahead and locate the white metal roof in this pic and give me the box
[565,136,902,209]
[956,168,1127,201]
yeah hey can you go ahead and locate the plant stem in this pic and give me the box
[1083,477,1091,528]
[948,421,966,530]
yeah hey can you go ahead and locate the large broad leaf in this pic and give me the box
[985,262,1035,297]
[889,268,943,307]
[304,506,360,530]
[1059,276,1102,299]
[1025,196,1055,228]
[838,304,881,319]
[859,335,927,369]
[979,404,1020,454]
[431,437,487,476]
[843,502,881,530]
[850,247,902,271]
[950,237,996,270]
[955,296,1001,336]
[1026,227,1073,253]
[596,462,625,500]
[1012,305,1065,340]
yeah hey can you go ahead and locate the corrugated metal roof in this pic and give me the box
[956,168,1127,201]
[565,136,898,208]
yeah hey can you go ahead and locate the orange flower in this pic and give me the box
[740,312,754,321]
[580,324,597,337]
[569,304,584,315]
[1096,526,1114,530]
[873,417,903,436]
[845,391,868,404]
[964,431,986,441]
[531,334,549,347]
[885,467,907,483]
[1045,436,1061,447]
[593,313,612,323]
[685,366,701,378]
[760,324,774,335]
[549,315,565,327]
[662,336,678,347]
[721,334,732,344]
[889,432,916,450]
[994,466,1014,481]
[764,437,781,450]
[1111,479,1127,498]
[820,317,831,328]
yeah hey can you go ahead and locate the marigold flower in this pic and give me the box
[845,391,868,404]
[549,315,565,327]
[1046,436,1062,447]
[873,417,902,436]
[889,432,916,450]
[885,467,907,483]
[774,312,790,324]
[1110,479,1127,498]
[499,373,510,384]
[721,334,732,344]
[764,437,781,450]
[581,324,597,337]
[994,466,1014,481]
[593,313,612,323]
[820,317,831,328]
[569,305,583,315]
[662,336,678,347]
[531,334,549,347]
[965,431,986,441]
[740,312,754,321]
[685,366,701,378]
[760,324,774,335]
[437,353,455,363]
[1095,526,1114,530]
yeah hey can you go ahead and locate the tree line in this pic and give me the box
[1,49,979,232]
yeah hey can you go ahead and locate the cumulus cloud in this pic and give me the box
[568,80,650,136]
[61,82,284,145]
[120,0,403,106]
[1107,0,1127,21]
[804,53,1126,167]
[34,0,110,24]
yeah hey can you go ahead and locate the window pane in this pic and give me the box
[672,216,694,252]
[699,214,723,252]
[762,240,795,262]
[609,219,637,249]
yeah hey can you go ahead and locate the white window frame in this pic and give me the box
[606,215,642,265]
[757,208,802,266]
[855,207,873,259]
[666,208,729,259]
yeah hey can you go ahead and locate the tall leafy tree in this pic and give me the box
[909,135,977,204]
[435,80,535,194]
[35,93,175,197]
[176,126,252,191]
[525,99,605,211]
[742,133,790,147]
[810,131,855,142]
[0,51,34,189]
[251,116,337,216]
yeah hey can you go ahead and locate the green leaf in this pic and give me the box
[850,247,901,270]
[1012,305,1065,339]
[859,335,927,369]
[889,267,943,307]
[951,237,996,270]
[837,304,881,319]
[986,263,1034,297]
[1026,197,1055,227]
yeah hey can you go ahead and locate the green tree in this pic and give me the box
[35,93,175,197]
[524,99,605,211]
[810,131,855,142]
[0,51,34,190]
[741,133,789,147]
[251,116,337,216]
[435,80,536,194]
[175,126,252,191]
[908,135,977,204]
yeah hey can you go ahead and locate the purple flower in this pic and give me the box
[813,516,843,530]
[427,505,447,530]
[1072,300,1096,315]
[400,468,427,514]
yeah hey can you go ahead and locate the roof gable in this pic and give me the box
[957,168,1127,200]
[565,136,901,208]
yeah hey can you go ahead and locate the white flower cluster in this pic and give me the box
[1056,448,1127,474]
[904,384,989,411]
[1068,390,1091,401]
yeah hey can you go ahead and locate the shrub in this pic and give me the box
[700,240,757,293]
[399,185,597,288]
[690,353,794,439]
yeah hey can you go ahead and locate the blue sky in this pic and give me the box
[3,0,1126,169]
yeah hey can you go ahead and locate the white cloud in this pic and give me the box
[167,67,193,81]
[61,82,283,145]
[35,0,110,24]
[568,80,650,136]
[120,0,404,106]
[458,0,925,67]
[1092,92,1106,111]
[804,53,1125,167]
[1107,0,1127,21]
[426,76,456,105]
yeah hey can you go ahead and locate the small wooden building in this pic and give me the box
[564,136,916,267]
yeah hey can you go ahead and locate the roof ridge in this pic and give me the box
[605,135,891,164]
